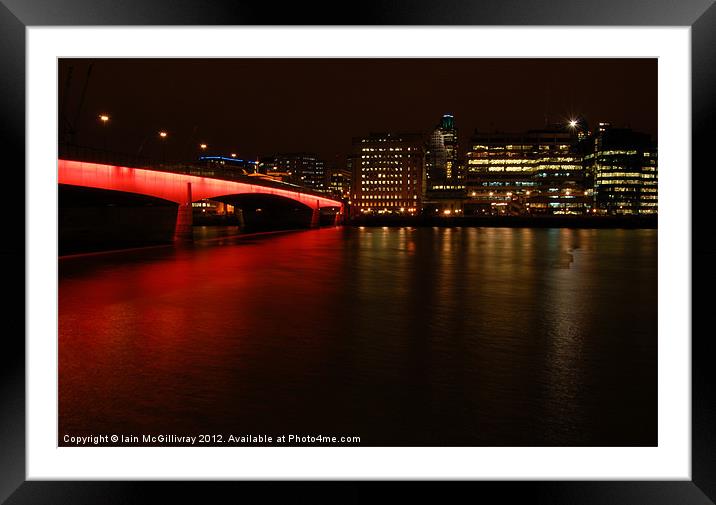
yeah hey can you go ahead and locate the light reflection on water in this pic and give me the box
[59,226,657,446]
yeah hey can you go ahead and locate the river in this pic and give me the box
[59,226,657,446]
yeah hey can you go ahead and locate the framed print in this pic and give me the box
[2,0,715,503]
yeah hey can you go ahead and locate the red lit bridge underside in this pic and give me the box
[58,159,343,210]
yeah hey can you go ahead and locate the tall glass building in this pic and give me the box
[584,126,658,215]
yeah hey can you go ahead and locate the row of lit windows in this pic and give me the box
[361,166,406,171]
[361,178,418,184]
[359,204,418,210]
[596,180,642,185]
[487,167,533,173]
[360,138,412,143]
[471,181,538,187]
[364,173,401,179]
[469,159,580,166]
[596,172,642,178]
[470,144,570,150]
[596,165,648,171]
[606,187,641,192]
[360,195,419,200]
[469,158,530,164]
[537,164,581,170]
[596,150,639,156]
[361,147,408,152]
[361,161,405,166]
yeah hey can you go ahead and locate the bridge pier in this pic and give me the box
[174,182,193,242]
[310,200,320,228]
[333,204,345,226]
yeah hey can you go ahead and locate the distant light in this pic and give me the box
[568,119,578,128]
[99,114,110,123]
[200,143,208,150]
[159,131,168,138]
[231,153,237,158]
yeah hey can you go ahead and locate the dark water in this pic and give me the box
[59,227,657,446]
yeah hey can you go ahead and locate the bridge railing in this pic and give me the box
[58,143,343,204]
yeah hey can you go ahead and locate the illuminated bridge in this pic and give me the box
[58,158,344,251]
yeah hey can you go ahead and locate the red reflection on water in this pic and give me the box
[59,229,344,438]
[59,227,658,446]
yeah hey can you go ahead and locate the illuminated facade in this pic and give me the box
[441,114,460,183]
[425,128,447,185]
[584,126,658,215]
[351,133,425,214]
[464,127,589,215]
[424,114,466,215]
[326,166,351,199]
[258,153,326,191]
[426,114,461,184]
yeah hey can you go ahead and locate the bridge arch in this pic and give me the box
[58,160,343,241]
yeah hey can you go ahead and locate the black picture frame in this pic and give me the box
[1,1,714,503]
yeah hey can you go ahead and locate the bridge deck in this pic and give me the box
[58,159,343,210]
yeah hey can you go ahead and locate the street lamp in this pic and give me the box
[200,143,207,150]
[98,114,110,152]
[158,131,168,164]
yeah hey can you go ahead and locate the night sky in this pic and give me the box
[58,58,657,166]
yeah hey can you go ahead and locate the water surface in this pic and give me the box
[59,227,657,446]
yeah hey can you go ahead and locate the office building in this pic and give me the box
[258,153,326,191]
[464,127,589,215]
[584,126,658,215]
[351,132,425,214]
[326,166,351,199]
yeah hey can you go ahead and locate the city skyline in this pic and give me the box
[59,58,657,164]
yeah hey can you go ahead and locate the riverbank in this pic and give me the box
[348,214,658,229]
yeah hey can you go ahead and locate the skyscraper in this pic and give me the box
[423,114,466,215]
[440,114,460,183]
[425,114,461,187]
